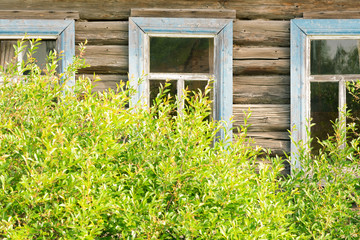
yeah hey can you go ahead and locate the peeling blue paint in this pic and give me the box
[290,19,360,169]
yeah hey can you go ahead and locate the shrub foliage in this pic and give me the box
[0,40,359,239]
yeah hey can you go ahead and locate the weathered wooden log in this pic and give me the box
[0,10,79,19]
[250,138,290,155]
[247,131,290,155]
[233,46,289,60]
[75,22,128,45]
[246,131,289,140]
[233,75,290,104]
[76,45,128,74]
[234,20,290,46]
[234,131,290,155]
[233,59,289,75]
[0,1,129,20]
[130,8,236,19]
[234,75,289,86]
[233,104,290,132]
[227,0,360,20]
[0,2,220,20]
[77,74,128,92]
[1,1,360,20]
[304,11,360,19]
[233,84,289,104]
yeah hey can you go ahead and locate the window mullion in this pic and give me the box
[17,48,24,73]
[148,72,212,81]
[311,74,360,82]
[177,78,184,115]
[339,78,347,149]
[339,78,346,115]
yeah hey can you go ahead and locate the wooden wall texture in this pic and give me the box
[2,0,356,158]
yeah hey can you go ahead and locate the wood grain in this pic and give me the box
[2,0,360,20]
[0,10,79,19]
[234,20,290,46]
[234,131,290,155]
[131,8,236,19]
[233,76,290,104]
[249,136,290,155]
[247,131,289,140]
[0,1,220,20]
[227,0,360,20]
[234,75,289,86]
[233,59,289,75]
[233,104,290,132]
[77,45,128,74]
[303,11,360,19]
[233,85,289,104]
[75,22,128,45]
[78,74,128,92]
[233,46,289,60]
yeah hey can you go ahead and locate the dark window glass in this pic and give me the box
[185,80,212,101]
[149,80,177,107]
[150,37,212,73]
[311,82,339,153]
[311,39,360,75]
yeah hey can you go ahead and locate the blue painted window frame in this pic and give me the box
[129,17,233,140]
[0,19,75,86]
[291,19,360,168]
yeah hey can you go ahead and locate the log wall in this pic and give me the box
[2,0,355,160]
[73,18,291,156]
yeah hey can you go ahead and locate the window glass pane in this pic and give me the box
[311,82,339,153]
[23,40,56,74]
[150,37,212,73]
[185,80,212,100]
[0,40,16,71]
[149,80,177,107]
[311,39,360,75]
[185,80,212,120]
[346,87,360,142]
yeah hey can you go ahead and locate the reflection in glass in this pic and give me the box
[311,39,360,75]
[346,87,360,142]
[150,37,212,73]
[149,80,177,107]
[311,82,339,153]
[0,40,16,71]
[23,40,56,74]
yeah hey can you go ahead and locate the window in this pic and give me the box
[0,19,75,85]
[128,17,233,140]
[291,19,360,168]
[1,40,56,75]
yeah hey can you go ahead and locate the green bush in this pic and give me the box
[286,116,360,239]
[0,40,359,239]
